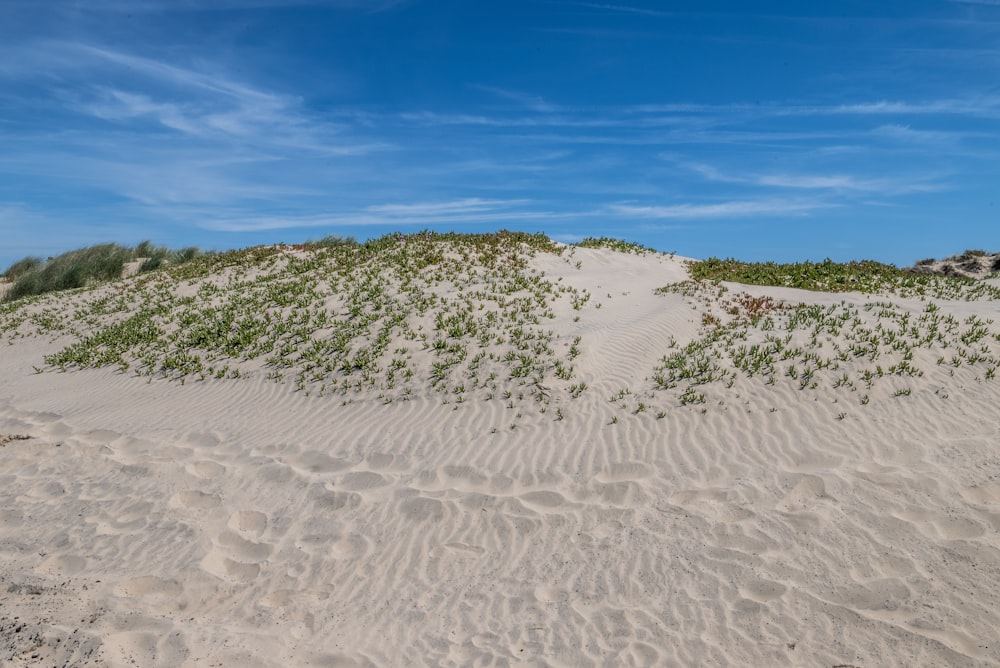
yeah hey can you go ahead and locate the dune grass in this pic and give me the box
[0,230,592,422]
[2,242,208,302]
[688,257,1000,300]
[2,257,44,282]
[575,237,660,255]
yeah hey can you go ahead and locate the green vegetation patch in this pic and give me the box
[575,237,658,255]
[1,230,591,420]
[3,242,208,302]
[638,281,1000,414]
[688,257,1000,300]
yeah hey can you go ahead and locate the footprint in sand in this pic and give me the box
[741,578,787,602]
[623,642,661,668]
[169,490,222,511]
[311,490,362,513]
[398,494,446,523]
[119,464,150,478]
[337,471,390,491]
[775,475,829,513]
[533,585,569,604]
[329,534,370,560]
[198,502,272,580]
[186,460,226,479]
[285,452,353,476]
[295,533,338,555]
[95,501,153,534]
[81,429,122,444]
[217,529,272,562]
[201,553,261,583]
[366,452,404,470]
[228,510,268,537]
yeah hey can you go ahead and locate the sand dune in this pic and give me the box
[2,237,1000,666]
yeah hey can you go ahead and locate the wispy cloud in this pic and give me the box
[367,198,528,216]
[683,162,945,195]
[870,124,963,145]
[198,199,570,232]
[827,98,1000,117]
[0,40,388,158]
[472,85,557,113]
[631,97,1000,119]
[561,2,672,18]
[200,196,819,233]
[607,199,833,219]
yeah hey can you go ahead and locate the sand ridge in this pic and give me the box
[2,240,1000,666]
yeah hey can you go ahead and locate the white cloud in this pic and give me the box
[560,2,671,17]
[607,199,831,219]
[199,206,569,232]
[367,199,530,216]
[682,161,946,195]
[472,85,557,113]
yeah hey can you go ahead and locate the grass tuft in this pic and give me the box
[3,242,208,302]
[575,237,658,255]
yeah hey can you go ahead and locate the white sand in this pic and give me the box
[2,247,1000,666]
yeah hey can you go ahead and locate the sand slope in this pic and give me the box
[2,243,1000,666]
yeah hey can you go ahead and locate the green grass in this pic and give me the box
[0,230,589,421]
[2,257,44,281]
[3,241,208,302]
[687,256,1000,300]
[645,279,1000,412]
[575,237,659,255]
[302,234,359,249]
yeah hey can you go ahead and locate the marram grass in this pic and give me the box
[2,241,208,302]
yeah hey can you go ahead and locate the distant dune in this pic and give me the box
[2,233,1000,666]
[907,248,1000,281]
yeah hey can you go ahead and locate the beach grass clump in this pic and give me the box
[3,241,208,302]
[2,257,44,281]
[688,257,1000,300]
[575,237,658,255]
[135,242,206,273]
[5,243,133,301]
[303,234,359,249]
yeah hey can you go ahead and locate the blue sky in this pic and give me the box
[2,0,999,269]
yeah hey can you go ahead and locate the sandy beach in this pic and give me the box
[2,237,999,666]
